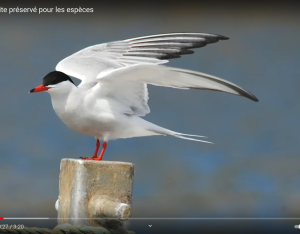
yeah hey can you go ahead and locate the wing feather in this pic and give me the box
[56,32,228,86]
[97,64,259,103]
[93,63,257,117]
[94,81,150,116]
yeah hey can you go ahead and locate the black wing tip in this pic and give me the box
[217,35,229,40]
[251,95,259,102]
[245,92,259,102]
[182,49,194,55]
[161,54,182,59]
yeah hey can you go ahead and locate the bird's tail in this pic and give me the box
[133,117,213,143]
[171,132,213,144]
[148,126,213,144]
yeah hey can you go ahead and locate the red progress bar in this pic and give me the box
[0,218,3,219]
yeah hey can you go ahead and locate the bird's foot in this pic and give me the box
[80,157,103,161]
[80,157,96,160]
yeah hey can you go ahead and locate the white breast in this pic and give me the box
[50,87,123,140]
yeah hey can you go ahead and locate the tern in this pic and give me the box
[29,33,258,160]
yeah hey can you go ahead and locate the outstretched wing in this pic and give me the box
[56,33,228,88]
[94,64,258,116]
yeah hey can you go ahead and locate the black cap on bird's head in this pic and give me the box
[29,71,75,93]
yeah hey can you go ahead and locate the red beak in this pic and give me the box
[29,84,50,93]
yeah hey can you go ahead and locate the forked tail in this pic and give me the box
[167,131,213,144]
[136,117,213,143]
[149,127,213,144]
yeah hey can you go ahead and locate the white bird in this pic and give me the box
[29,33,258,160]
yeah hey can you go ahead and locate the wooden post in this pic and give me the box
[56,159,134,231]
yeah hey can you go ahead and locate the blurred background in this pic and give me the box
[0,1,299,232]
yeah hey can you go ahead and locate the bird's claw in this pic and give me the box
[80,157,94,160]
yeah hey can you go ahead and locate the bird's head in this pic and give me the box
[29,71,75,94]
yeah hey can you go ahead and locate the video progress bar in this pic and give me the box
[2,217,300,220]
[0,218,49,220]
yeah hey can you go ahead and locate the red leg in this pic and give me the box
[92,139,100,158]
[80,139,100,160]
[94,141,107,161]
